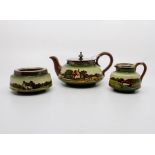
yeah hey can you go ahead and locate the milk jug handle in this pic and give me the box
[135,62,147,81]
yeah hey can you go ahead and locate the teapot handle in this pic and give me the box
[96,52,113,75]
[135,62,147,81]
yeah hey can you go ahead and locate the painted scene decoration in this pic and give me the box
[60,69,103,82]
[11,81,52,91]
[109,77,141,89]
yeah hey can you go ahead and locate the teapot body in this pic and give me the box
[59,64,103,85]
[109,63,147,92]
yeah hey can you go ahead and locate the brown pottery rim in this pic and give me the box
[115,63,135,69]
[14,67,48,76]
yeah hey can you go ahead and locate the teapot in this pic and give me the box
[49,51,113,86]
[109,62,147,92]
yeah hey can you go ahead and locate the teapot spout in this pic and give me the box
[49,56,62,76]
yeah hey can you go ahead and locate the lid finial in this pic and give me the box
[79,52,83,61]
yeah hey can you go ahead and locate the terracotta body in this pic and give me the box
[50,52,113,86]
[109,63,147,92]
[10,67,52,93]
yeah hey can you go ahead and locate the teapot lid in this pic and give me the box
[67,52,96,65]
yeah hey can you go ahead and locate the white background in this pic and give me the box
[0,20,155,134]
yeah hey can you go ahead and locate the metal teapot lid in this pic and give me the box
[67,52,96,65]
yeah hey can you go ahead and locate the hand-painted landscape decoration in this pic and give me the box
[50,52,113,86]
[109,63,147,93]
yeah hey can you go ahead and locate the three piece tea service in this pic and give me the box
[10,51,147,94]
